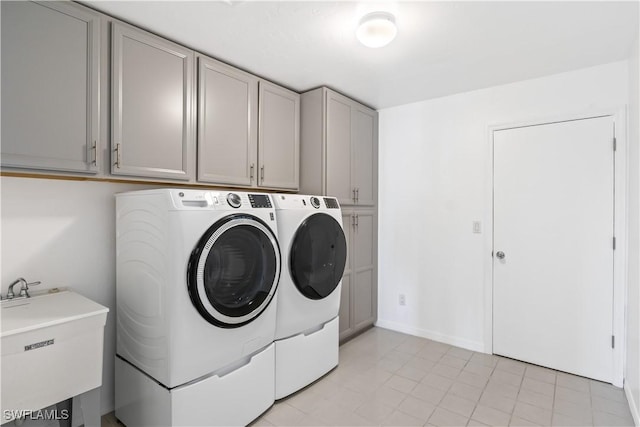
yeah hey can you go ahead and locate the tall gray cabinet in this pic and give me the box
[1,1,100,174]
[300,87,378,341]
[323,91,376,206]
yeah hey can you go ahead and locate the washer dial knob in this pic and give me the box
[310,197,321,209]
[227,193,242,208]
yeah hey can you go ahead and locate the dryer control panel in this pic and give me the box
[323,198,340,209]
[273,194,343,211]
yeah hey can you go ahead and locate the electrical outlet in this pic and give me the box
[473,221,482,234]
[399,294,406,306]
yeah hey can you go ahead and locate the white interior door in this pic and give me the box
[493,116,615,383]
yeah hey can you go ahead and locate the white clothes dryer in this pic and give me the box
[115,189,280,426]
[272,194,347,399]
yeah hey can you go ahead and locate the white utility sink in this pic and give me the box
[1,289,108,425]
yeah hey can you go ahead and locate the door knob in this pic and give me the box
[496,251,506,260]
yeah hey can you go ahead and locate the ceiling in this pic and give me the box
[83,1,639,110]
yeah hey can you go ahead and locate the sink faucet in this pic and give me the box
[7,278,26,299]
[5,277,41,300]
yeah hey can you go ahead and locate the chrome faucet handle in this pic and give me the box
[20,281,41,298]
[7,277,27,299]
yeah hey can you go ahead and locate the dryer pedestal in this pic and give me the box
[274,317,339,399]
[115,344,275,426]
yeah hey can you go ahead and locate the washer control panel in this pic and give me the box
[226,193,242,208]
[248,194,272,208]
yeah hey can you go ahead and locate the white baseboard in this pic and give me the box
[625,383,640,427]
[375,319,485,353]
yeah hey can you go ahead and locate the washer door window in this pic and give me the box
[290,213,347,300]
[187,214,280,328]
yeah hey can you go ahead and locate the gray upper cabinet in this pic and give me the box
[1,1,100,174]
[196,57,299,190]
[197,56,257,186]
[300,87,378,206]
[112,22,193,180]
[326,92,353,204]
[258,81,300,190]
[3,4,299,188]
[352,106,377,206]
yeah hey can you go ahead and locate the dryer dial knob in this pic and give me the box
[310,197,321,209]
[227,193,242,208]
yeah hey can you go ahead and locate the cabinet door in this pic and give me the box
[1,1,100,173]
[325,91,353,204]
[339,274,353,341]
[352,210,376,331]
[339,210,354,340]
[352,106,377,206]
[112,23,193,180]
[258,81,300,190]
[198,56,257,186]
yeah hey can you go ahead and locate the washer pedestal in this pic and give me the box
[275,317,339,399]
[115,343,274,427]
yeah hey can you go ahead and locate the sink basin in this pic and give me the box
[1,289,108,424]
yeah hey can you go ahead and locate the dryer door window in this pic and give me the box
[290,213,347,300]
[187,214,281,328]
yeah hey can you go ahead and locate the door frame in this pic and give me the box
[483,108,627,387]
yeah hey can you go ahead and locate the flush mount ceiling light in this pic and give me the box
[356,11,397,48]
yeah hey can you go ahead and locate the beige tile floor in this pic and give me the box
[252,327,634,427]
[104,326,635,427]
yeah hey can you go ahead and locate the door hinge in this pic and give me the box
[613,237,616,250]
[612,335,615,349]
[613,137,617,151]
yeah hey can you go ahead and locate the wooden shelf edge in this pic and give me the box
[0,171,298,193]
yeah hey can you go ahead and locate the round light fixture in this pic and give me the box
[356,11,397,48]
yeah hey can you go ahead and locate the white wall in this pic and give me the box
[626,32,640,424]
[0,177,158,416]
[377,61,629,352]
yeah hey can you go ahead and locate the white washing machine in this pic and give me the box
[114,189,281,426]
[272,194,347,399]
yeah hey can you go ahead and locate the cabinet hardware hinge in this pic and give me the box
[613,137,617,151]
[613,237,616,250]
[612,335,615,348]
